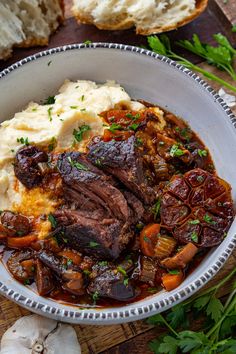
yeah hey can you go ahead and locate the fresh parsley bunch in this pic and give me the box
[148,268,236,354]
[147,35,236,94]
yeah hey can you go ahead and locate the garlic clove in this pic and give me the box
[44,323,81,354]
[0,315,81,354]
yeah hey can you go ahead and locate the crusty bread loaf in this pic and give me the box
[0,0,64,60]
[72,0,208,35]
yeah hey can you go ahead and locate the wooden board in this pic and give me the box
[0,1,236,353]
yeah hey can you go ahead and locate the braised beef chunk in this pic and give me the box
[38,250,84,295]
[88,268,139,301]
[57,152,130,221]
[1,211,31,236]
[36,259,54,296]
[54,209,132,260]
[88,136,156,204]
[14,145,48,189]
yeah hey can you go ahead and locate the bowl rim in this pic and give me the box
[0,42,236,325]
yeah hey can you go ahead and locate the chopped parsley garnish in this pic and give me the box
[198,149,208,157]
[81,95,85,101]
[47,107,53,121]
[17,137,29,146]
[67,259,73,266]
[189,219,200,225]
[126,112,140,120]
[73,124,91,143]
[152,198,161,220]
[47,61,52,66]
[70,106,78,109]
[89,241,99,248]
[67,156,89,171]
[83,269,91,276]
[117,266,127,276]
[203,214,216,225]
[92,291,99,303]
[32,107,37,112]
[143,235,151,243]
[128,123,140,131]
[191,232,199,243]
[123,278,129,286]
[84,40,92,44]
[197,175,204,183]
[48,214,57,229]
[148,287,158,293]
[107,123,123,133]
[43,96,55,105]
[80,108,86,112]
[48,137,57,152]
[98,261,108,267]
[168,270,180,275]
[24,279,30,285]
[170,144,185,157]
[135,137,143,146]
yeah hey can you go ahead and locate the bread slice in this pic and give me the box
[72,0,208,35]
[0,0,64,60]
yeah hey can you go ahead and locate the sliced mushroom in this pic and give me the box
[0,314,81,354]
[161,243,198,269]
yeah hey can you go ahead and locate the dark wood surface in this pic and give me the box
[0,1,236,353]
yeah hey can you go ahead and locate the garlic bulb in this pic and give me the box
[0,315,81,354]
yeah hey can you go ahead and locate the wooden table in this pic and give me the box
[0,1,236,353]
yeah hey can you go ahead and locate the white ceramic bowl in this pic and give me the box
[0,43,236,325]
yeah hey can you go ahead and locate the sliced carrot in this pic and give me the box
[161,271,184,291]
[58,249,82,265]
[103,129,133,142]
[21,259,36,276]
[7,235,37,248]
[140,224,160,257]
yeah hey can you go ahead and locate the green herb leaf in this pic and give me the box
[189,219,200,225]
[67,157,88,171]
[44,96,55,105]
[47,107,53,121]
[73,124,91,143]
[166,304,189,330]
[206,297,224,323]
[17,137,29,146]
[152,198,161,219]
[108,123,123,133]
[48,137,57,152]
[48,214,57,228]
[168,270,180,275]
[128,123,140,131]
[232,25,236,33]
[92,290,99,303]
[203,214,216,225]
[98,261,108,267]
[198,149,208,157]
[158,336,179,354]
[84,40,92,44]
[123,278,129,286]
[117,266,127,276]
[191,231,199,243]
[89,241,99,248]
[170,144,184,157]
[147,313,166,326]
[178,331,209,352]
[70,106,78,109]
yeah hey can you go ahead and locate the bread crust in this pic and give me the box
[73,0,208,35]
[0,0,64,60]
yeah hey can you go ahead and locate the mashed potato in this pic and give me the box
[0,80,144,212]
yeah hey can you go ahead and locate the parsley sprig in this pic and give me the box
[177,34,236,81]
[148,268,236,354]
[147,35,236,94]
[73,124,91,143]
